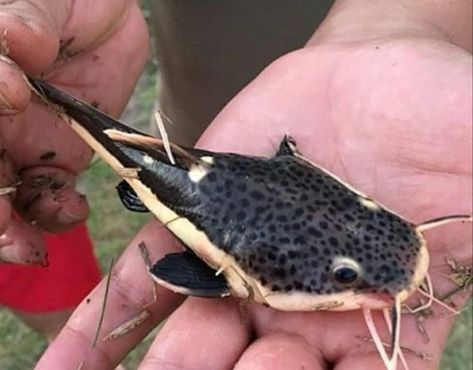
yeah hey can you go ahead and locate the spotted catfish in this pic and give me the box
[27,76,471,369]
[27,75,471,311]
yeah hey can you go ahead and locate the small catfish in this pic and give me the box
[27,76,471,370]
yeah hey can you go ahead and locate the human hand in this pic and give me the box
[35,31,471,370]
[0,0,149,264]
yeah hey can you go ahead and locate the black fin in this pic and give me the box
[116,181,149,213]
[276,135,299,156]
[150,250,230,298]
[27,76,205,170]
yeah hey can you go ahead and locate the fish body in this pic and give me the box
[27,76,473,370]
[28,77,455,312]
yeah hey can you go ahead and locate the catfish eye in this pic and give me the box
[331,258,361,286]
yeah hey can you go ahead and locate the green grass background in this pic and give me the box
[0,2,471,369]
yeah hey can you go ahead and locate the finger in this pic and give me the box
[0,0,70,73]
[139,298,251,370]
[57,0,138,58]
[251,306,444,370]
[234,332,325,370]
[6,2,147,171]
[0,217,45,264]
[42,0,150,118]
[0,0,70,117]
[0,57,31,114]
[8,102,95,173]
[36,220,186,370]
[317,310,443,370]
[14,166,89,232]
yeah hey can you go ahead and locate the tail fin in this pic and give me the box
[27,76,201,170]
[27,76,137,135]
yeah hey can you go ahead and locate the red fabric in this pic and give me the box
[0,224,102,312]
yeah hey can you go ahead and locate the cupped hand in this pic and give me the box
[0,0,149,264]
[36,36,472,370]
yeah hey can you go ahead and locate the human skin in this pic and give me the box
[1,0,471,369]
[36,40,472,370]
[0,0,148,264]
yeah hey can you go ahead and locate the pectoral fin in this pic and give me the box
[150,250,230,298]
[116,181,149,213]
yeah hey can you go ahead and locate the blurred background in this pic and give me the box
[0,1,471,369]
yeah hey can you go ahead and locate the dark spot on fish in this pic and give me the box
[267,251,276,261]
[308,227,323,238]
[328,236,339,247]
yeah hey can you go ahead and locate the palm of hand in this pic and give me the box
[37,38,471,370]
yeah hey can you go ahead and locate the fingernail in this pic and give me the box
[64,203,87,220]
[0,54,21,70]
[0,244,19,263]
[0,55,24,114]
[56,194,89,225]
[0,86,17,115]
[0,245,36,264]
[0,107,18,115]
[0,81,13,107]
[0,240,45,264]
